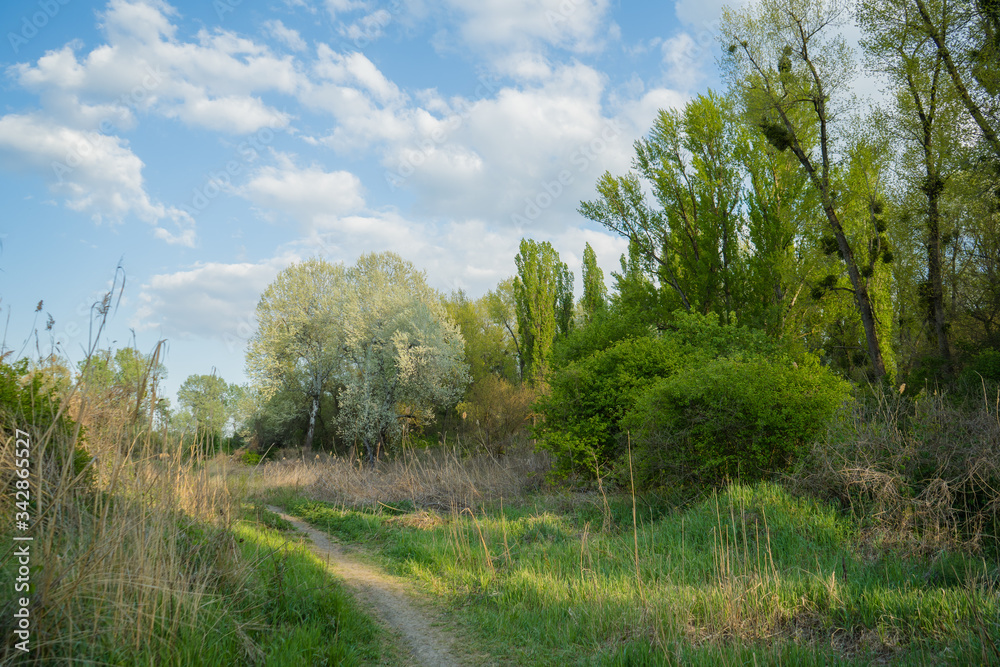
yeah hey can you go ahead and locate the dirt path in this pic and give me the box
[265,506,468,667]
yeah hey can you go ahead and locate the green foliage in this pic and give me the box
[0,358,92,485]
[177,373,237,446]
[624,354,851,487]
[581,92,745,322]
[514,239,572,385]
[241,451,263,466]
[537,311,784,478]
[960,348,1000,385]
[579,242,607,323]
[444,289,519,385]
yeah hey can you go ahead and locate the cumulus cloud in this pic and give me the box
[11,0,300,134]
[380,63,639,230]
[133,254,297,340]
[0,112,193,243]
[443,0,615,56]
[263,19,307,51]
[240,156,366,231]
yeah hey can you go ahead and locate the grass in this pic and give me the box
[0,354,391,666]
[261,478,1000,666]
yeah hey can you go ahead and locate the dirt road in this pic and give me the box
[265,506,469,667]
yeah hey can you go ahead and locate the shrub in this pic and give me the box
[958,348,1000,389]
[0,358,93,486]
[536,311,782,478]
[535,336,689,475]
[792,386,1000,554]
[455,375,534,457]
[623,354,851,487]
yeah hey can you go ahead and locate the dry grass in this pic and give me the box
[0,358,249,664]
[790,383,1000,555]
[241,444,551,511]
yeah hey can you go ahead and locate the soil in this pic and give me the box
[265,506,474,667]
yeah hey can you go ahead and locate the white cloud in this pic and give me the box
[661,33,706,91]
[240,157,366,231]
[262,19,307,51]
[12,0,301,134]
[161,91,291,133]
[325,0,369,19]
[381,63,639,229]
[443,0,615,56]
[340,9,392,45]
[0,112,193,243]
[133,255,296,340]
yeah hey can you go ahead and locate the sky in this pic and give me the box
[0,0,736,404]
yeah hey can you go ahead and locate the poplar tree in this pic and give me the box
[513,239,572,385]
[580,242,608,322]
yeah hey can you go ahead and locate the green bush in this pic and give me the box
[536,311,783,478]
[241,451,263,466]
[535,336,689,475]
[623,354,851,487]
[959,348,1000,388]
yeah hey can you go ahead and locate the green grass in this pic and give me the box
[3,501,393,666]
[270,482,1000,666]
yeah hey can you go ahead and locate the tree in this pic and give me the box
[908,0,1000,159]
[445,290,520,386]
[484,278,524,382]
[581,92,745,322]
[246,258,346,451]
[336,252,469,465]
[78,346,167,427]
[860,0,966,373]
[580,242,608,323]
[721,0,892,379]
[177,374,235,447]
[513,239,572,385]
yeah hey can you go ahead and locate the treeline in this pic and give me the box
[227,0,1000,489]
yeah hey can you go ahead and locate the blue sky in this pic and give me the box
[0,0,732,404]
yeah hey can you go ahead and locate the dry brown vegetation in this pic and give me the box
[240,444,551,511]
[790,384,1000,556]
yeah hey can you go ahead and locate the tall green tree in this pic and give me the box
[860,0,965,372]
[580,242,608,323]
[513,239,572,385]
[177,374,235,445]
[580,92,744,322]
[246,258,346,451]
[721,0,892,379]
[909,0,1000,158]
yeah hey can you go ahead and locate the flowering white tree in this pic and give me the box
[246,258,347,451]
[337,252,469,465]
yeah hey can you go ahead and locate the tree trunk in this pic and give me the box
[925,176,952,372]
[304,394,319,451]
[826,205,888,380]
